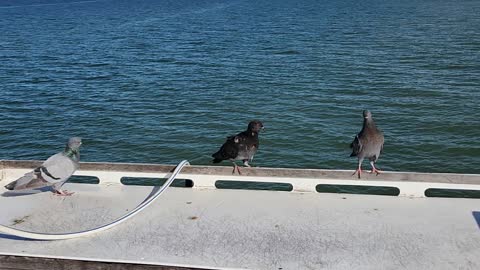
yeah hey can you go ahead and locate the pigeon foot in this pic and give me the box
[370,168,382,175]
[352,168,363,179]
[53,189,74,196]
[232,164,242,175]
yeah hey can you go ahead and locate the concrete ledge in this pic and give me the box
[0,186,478,269]
[1,160,479,185]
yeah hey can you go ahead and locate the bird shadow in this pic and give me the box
[2,187,52,197]
[473,211,480,230]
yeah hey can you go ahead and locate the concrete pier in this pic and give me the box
[0,160,479,269]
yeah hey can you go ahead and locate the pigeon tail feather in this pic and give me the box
[349,142,357,156]
[4,172,36,190]
[212,158,223,163]
[212,151,224,161]
[4,180,17,190]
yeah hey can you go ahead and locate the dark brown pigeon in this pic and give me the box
[212,120,264,174]
[350,110,384,179]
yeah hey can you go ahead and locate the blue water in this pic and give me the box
[1,0,479,174]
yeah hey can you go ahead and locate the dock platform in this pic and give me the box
[0,160,479,269]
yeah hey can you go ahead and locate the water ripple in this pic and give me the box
[0,0,479,174]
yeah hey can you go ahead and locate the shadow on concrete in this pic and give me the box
[473,211,480,229]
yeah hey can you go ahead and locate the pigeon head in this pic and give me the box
[363,110,372,119]
[247,120,264,134]
[67,137,82,150]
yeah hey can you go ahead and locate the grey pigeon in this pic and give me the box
[212,120,264,174]
[350,111,384,179]
[4,137,82,196]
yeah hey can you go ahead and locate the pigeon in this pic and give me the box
[212,120,264,174]
[4,137,82,196]
[350,110,384,179]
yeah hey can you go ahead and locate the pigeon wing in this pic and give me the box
[350,135,362,157]
[212,136,240,162]
[40,152,78,184]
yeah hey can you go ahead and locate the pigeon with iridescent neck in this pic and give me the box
[212,120,264,174]
[350,111,384,179]
[4,137,82,196]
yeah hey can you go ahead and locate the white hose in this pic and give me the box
[0,160,190,240]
